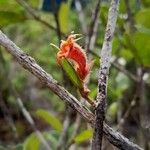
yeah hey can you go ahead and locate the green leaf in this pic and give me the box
[142,0,150,7]
[131,32,150,66]
[89,88,97,99]
[0,11,26,27]
[60,58,83,88]
[36,109,63,132]
[0,0,22,11]
[135,9,150,29]
[58,2,70,33]
[124,32,150,66]
[23,133,40,150]
[112,37,120,55]
[107,102,118,118]
[74,129,93,144]
[120,48,134,61]
[119,0,136,13]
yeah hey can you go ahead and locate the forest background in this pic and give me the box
[0,0,150,150]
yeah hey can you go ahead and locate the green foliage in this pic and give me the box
[23,131,59,150]
[133,32,150,66]
[44,131,60,150]
[0,0,27,27]
[36,109,63,132]
[74,129,93,144]
[1,0,150,149]
[120,48,134,61]
[0,0,21,11]
[142,0,150,7]
[89,88,97,99]
[12,72,27,91]
[119,0,137,14]
[135,9,150,29]
[23,133,40,150]
[107,102,118,119]
[126,32,150,66]
[58,2,70,33]
[0,11,26,27]
[60,58,83,88]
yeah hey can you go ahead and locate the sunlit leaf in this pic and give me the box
[124,32,150,66]
[119,0,136,13]
[23,133,40,150]
[131,32,150,66]
[58,2,70,33]
[120,48,134,61]
[74,129,93,144]
[0,0,22,11]
[112,37,120,55]
[135,9,150,29]
[89,88,97,99]
[60,58,83,88]
[36,109,63,132]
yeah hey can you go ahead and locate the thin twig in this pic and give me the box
[89,49,150,89]
[111,61,139,82]
[0,30,143,150]
[117,96,136,130]
[0,91,17,137]
[65,107,82,150]
[57,107,72,150]
[86,0,101,53]
[52,0,62,43]
[0,50,17,137]
[75,0,87,34]
[92,0,120,149]
[124,0,135,31]
[89,49,139,82]
[138,68,150,148]
[15,0,65,37]
[17,98,51,150]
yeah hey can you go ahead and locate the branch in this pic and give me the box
[89,49,150,89]
[15,0,65,37]
[92,0,120,149]
[0,30,143,150]
[117,95,136,130]
[17,98,51,150]
[111,61,139,82]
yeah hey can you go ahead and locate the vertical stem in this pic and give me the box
[92,0,120,149]
[57,107,72,150]
[124,0,135,32]
[75,0,87,34]
[54,12,62,43]
[52,1,62,43]
[86,0,101,53]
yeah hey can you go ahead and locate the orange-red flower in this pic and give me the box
[57,34,90,82]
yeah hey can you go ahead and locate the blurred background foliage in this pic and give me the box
[0,0,150,150]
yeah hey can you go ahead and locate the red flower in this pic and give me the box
[57,34,90,81]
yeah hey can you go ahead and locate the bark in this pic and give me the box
[92,0,120,149]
